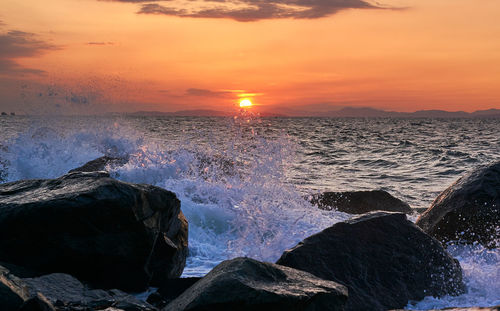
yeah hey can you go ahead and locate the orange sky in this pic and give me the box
[0,0,499,114]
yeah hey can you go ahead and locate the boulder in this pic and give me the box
[22,273,156,311]
[276,212,465,311]
[164,257,348,311]
[0,171,188,291]
[147,278,202,309]
[311,190,412,214]
[1,265,156,311]
[416,162,500,248]
[68,156,128,173]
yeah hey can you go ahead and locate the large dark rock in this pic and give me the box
[1,265,156,311]
[163,257,348,311]
[416,162,500,248]
[68,156,129,173]
[311,190,412,214]
[0,171,188,291]
[276,212,465,311]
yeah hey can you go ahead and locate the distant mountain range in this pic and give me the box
[128,107,500,118]
[318,107,500,118]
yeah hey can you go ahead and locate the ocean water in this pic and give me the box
[0,114,499,309]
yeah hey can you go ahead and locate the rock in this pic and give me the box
[276,212,465,311]
[1,265,156,311]
[147,278,202,309]
[414,207,429,214]
[164,257,348,311]
[22,273,156,311]
[68,156,129,173]
[311,190,412,214]
[0,171,188,291]
[416,162,500,248]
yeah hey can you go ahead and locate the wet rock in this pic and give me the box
[416,161,500,248]
[1,265,156,311]
[68,156,129,173]
[147,278,201,309]
[23,273,156,311]
[276,212,465,311]
[164,257,348,311]
[311,190,412,214]
[0,171,188,291]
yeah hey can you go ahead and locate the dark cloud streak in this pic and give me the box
[185,88,232,97]
[135,0,388,22]
[0,29,59,75]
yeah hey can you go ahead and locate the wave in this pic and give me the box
[0,116,350,276]
[0,115,498,307]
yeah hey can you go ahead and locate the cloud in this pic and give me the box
[86,41,115,45]
[0,29,59,75]
[103,0,163,2]
[134,0,388,22]
[185,88,232,97]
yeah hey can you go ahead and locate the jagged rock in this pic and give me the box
[164,257,348,311]
[277,212,465,311]
[147,278,201,309]
[1,265,156,311]
[23,273,156,311]
[68,156,129,173]
[416,161,500,248]
[0,171,188,291]
[311,190,412,214]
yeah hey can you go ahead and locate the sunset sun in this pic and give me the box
[239,99,253,108]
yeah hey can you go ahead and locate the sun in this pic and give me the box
[239,99,253,108]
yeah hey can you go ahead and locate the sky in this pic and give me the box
[0,0,499,114]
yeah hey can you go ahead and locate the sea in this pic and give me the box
[0,114,499,309]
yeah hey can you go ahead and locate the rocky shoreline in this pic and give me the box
[1,159,499,311]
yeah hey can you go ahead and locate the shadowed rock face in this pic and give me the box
[164,257,348,311]
[416,162,500,248]
[0,171,188,291]
[311,190,412,214]
[277,212,465,311]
